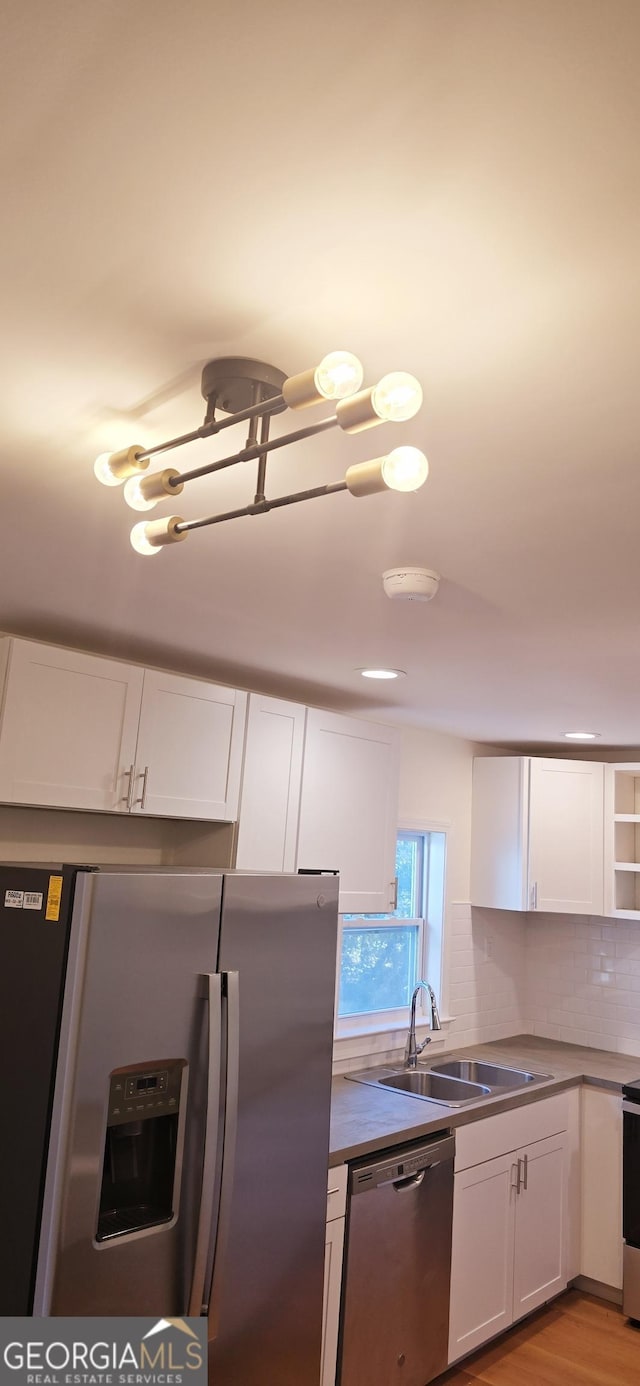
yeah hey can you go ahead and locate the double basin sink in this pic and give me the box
[346,1058,552,1107]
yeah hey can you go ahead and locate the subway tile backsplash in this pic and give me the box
[447,902,527,1048]
[335,904,640,1074]
[447,904,640,1059]
[525,911,640,1055]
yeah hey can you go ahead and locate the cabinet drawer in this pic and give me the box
[327,1165,348,1221]
[455,1092,569,1172]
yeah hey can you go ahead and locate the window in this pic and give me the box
[336,829,446,1032]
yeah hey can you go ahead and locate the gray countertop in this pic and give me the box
[329,1033,640,1165]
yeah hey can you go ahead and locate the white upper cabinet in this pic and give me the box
[0,638,144,812]
[604,764,640,918]
[0,638,247,821]
[133,670,246,820]
[296,709,400,914]
[235,694,306,871]
[471,756,604,914]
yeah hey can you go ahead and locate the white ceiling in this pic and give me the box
[2,0,639,747]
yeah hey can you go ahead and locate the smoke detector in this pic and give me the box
[382,567,440,601]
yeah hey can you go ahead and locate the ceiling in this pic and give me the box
[1,0,639,747]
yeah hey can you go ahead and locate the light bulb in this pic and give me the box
[381,447,429,492]
[130,515,186,555]
[564,731,600,740]
[123,468,182,512]
[371,373,423,422]
[314,352,364,401]
[130,522,163,556]
[93,444,147,487]
[94,452,124,487]
[124,477,157,511]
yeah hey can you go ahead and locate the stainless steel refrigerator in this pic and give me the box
[0,863,338,1385]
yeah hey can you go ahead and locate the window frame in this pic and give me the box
[334,823,447,1040]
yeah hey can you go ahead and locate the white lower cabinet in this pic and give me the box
[449,1151,516,1357]
[511,1132,566,1318]
[448,1096,569,1365]
[322,1166,347,1386]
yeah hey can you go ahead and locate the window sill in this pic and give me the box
[333,1015,455,1066]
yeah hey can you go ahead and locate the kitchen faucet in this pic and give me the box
[404,980,442,1069]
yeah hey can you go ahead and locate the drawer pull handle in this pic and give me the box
[327,1187,341,1197]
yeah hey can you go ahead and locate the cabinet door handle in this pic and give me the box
[390,877,398,910]
[122,764,135,811]
[530,881,538,910]
[511,1161,521,1194]
[135,765,149,810]
[522,1153,528,1190]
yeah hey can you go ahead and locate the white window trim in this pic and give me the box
[333,820,450,1049]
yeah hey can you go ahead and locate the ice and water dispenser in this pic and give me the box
[97,1060,186,1242]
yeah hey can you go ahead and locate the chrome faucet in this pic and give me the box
[404,980,442,1069]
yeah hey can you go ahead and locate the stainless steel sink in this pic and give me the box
[378,1071,491,1103]
[345,1058,552,1107]
[429,1060,551,1089]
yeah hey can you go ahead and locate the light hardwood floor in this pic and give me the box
[435,1290,640,1386]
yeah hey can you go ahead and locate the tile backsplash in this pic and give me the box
[447,901,527,1047]
[334,903,640,1075]
[525,912,640,1055]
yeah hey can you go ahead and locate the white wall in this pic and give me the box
[398,725,477,900]
[399,728,527,1041]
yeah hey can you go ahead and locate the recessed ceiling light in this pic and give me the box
[357,668,406,680]
[564,731,601,740]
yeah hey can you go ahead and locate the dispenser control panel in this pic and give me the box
[107,1061,184,1126]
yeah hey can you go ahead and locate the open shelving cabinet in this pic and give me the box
[605,764,640,916]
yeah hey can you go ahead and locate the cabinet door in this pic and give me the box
[448,1152,516,1363]
[321,1216,345,1386]
[471,757,528,909]
[0,639,143,812]
[528,759,604,914]
[512,1133,566,1319]
[133,671,247,820]
[297,710,400,914]
[235,695,306,870]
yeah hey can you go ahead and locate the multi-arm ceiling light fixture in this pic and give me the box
[93,353,428,555]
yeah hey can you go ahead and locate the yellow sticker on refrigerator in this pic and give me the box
[45,875,63,921]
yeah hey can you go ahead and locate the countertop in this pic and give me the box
[329,1033,640,1165]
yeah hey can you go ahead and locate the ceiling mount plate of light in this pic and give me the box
[93,353,429,555]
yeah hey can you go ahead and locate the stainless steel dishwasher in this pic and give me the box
[339,1130,455,1386]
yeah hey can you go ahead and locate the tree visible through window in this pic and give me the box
[338,830,446,1022]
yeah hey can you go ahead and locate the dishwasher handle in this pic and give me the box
[393,1170,426,1192]
[350,1133,455,1194]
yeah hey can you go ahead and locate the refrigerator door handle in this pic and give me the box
[188,972,223,1316]
[207,970,240,1335]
